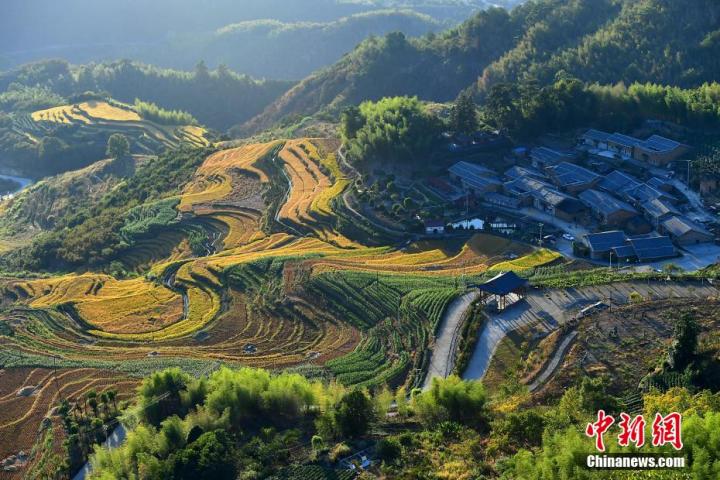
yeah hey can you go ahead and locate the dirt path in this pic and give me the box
[528,330,578,392]
[461,280,719,381]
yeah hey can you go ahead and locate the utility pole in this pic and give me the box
[538,223,544,247]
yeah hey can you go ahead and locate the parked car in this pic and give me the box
[542,234,557,244]
[562,233,575,241]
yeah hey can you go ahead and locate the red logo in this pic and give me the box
[586,411,683,451]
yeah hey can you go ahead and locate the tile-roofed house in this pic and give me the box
[579,189,638,226]
[424,219,445,235]
[641,198,680,227]
[598,170,642,194]
[627,236,677,262]
[504,176,586,222]
[660,216,714,245]
[623,183,677,205]
[448,161,502,196]
[580,129,612,149]
[583,231,628,259]
[504,165,546,181]
[530,147,576,169]
[546,162,601,193]
[484,192,521,209]
[646,177,674,192]
[606,133,643,159]
[635,135,691,166]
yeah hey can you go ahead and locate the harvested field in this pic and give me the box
[0,367,137,476]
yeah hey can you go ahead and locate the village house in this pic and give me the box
[448,161,502,197]
[580,129,690,166]
[641,198,681,228]
[660,216,714,245]
[546,161,601,194]
[583,231,628,260]
[583,231,676,262]
[504,176,587,222]
[579,189,638,227]
[424,220,445,235]
[530,147,577,169]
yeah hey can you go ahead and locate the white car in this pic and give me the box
[562,233,575,241]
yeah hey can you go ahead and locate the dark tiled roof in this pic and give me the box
[599,170,642,193]
[607,133,643,148]
[579,189,638,216]
[476,271,528,295]
[584,231,628,252]
[582,129,612,142]
[612,245,636,258]
[661,216,713,238]
[547,162,601,188]
[484,193,520,209]
[624,183,677,204]
[530,147,575,166]
[647,177,673,191]
[504,165,546,180]
[449,161,502,191]
[642,198,680,219]
[628,236,676,261]
[639,135,683,153]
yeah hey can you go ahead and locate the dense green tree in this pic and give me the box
[668,312,700,371]
[168,431,236,480]
[340,105,365,141]
[345,96,441,164]
[413,375,487,428]
[449,91,479,134]
[334,390,374,438]
[106,133,130,159]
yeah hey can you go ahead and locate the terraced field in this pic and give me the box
[26,100,209,153]
[0,139,564,475]
[0,367,137,476]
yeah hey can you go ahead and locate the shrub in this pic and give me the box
[413,376,487,428]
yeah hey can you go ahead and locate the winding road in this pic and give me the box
[422,290,480,390]
[423,280,720,386]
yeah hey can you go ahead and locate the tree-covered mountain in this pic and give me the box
[241,0,720,134]
[190,10,444,80]
[0,60,292,131]
[238,6,521,135]
[0,1,523,78]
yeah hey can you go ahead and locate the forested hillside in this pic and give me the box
[0,60,292,131]
[0,0,522,77]
[242,0,720,134]
[239,7,521,135]
[195,10,443,80]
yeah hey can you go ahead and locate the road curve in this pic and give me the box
[462,280,719,382]
[422,290,481,389]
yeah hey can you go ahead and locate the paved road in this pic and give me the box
[422,290,480,389]
[460,280,719,381]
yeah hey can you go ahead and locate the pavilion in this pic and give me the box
[473,271,529,311]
